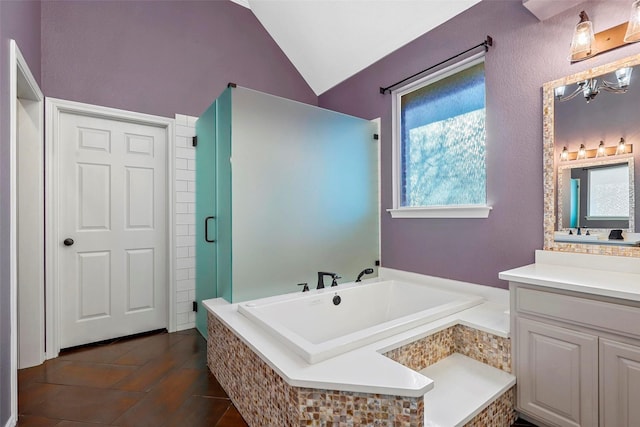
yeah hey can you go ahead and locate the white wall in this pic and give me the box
[174,115,197,330]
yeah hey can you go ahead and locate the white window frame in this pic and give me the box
[387,52,492,219]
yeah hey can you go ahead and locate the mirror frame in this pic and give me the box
[543,53,640,257]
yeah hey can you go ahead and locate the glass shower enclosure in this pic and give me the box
[195,86,379,337]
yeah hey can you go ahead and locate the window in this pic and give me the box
[389,55,491,218]
[587,164,629,220]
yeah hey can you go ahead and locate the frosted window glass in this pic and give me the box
[400,61,486,207]
[588,165,629,218]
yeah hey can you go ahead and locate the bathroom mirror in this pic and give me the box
[543,53,640,255]
[557,157,634,230]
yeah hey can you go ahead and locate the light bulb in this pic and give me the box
[596,141,606,157]
[577,144,587,159]
[617,138,627,155]
[561,146,569,161]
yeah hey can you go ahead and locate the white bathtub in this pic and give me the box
[238,280,484,364]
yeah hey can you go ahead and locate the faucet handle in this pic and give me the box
[330,275,341,287]
[297,283,309,292]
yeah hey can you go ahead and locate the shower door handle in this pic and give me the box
[204,216,216,243]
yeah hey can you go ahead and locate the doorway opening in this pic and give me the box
[9,39,45,424]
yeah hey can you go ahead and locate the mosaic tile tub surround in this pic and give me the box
[207,312,514,426]
[384,324,515,427]
[207,313,424,426]
[383,324,511,373]
[463,387,516,427]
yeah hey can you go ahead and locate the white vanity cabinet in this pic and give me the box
[600,338,640,426]
[515,315,598,426]
[509,283,640,427]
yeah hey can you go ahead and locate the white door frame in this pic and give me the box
[45,97,176,359]
[9,39,44,426]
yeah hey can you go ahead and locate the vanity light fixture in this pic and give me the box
[554,66,633,103]
[624,0,640,42]
[569,4,640,63]
[560,139,633,161]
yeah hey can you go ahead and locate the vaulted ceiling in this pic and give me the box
[232,0,482,95]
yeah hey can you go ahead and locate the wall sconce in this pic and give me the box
[570,3,640,63]
[560,138,633,161]
[554,66,633,103]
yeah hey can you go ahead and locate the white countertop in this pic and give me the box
[420,354,516,427]
[499,250,640,302]
[205,290,508,398]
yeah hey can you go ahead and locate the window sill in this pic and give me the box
[387,205,492,219]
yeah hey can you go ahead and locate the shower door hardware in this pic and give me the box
[192,136,197,147]
[63,238,74,246]
[204,216,216,243]
[373,134,379,140]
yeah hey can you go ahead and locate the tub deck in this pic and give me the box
[204,267,514,426]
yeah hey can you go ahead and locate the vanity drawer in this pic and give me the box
[514,287,640,338]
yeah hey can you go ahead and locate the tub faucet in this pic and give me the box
[317,272,339,289]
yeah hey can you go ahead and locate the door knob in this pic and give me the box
[63,238,74,246]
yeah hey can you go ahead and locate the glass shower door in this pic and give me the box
[195,100,217,337]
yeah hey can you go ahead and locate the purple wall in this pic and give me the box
[319,0,640,289]
[41,0,316,118]
[0,1,41,423]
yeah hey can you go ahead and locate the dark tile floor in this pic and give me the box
[17,329,248,427]
[17,328,536,426]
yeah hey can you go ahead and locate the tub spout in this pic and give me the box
[317,272,338,289]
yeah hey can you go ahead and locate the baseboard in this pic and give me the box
[4,414,17,427]
[176,322,196,332]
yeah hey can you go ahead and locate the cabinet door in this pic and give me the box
[600,339,640,427]
[516,317,598,427]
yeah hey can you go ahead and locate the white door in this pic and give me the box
[58,111,168,349]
